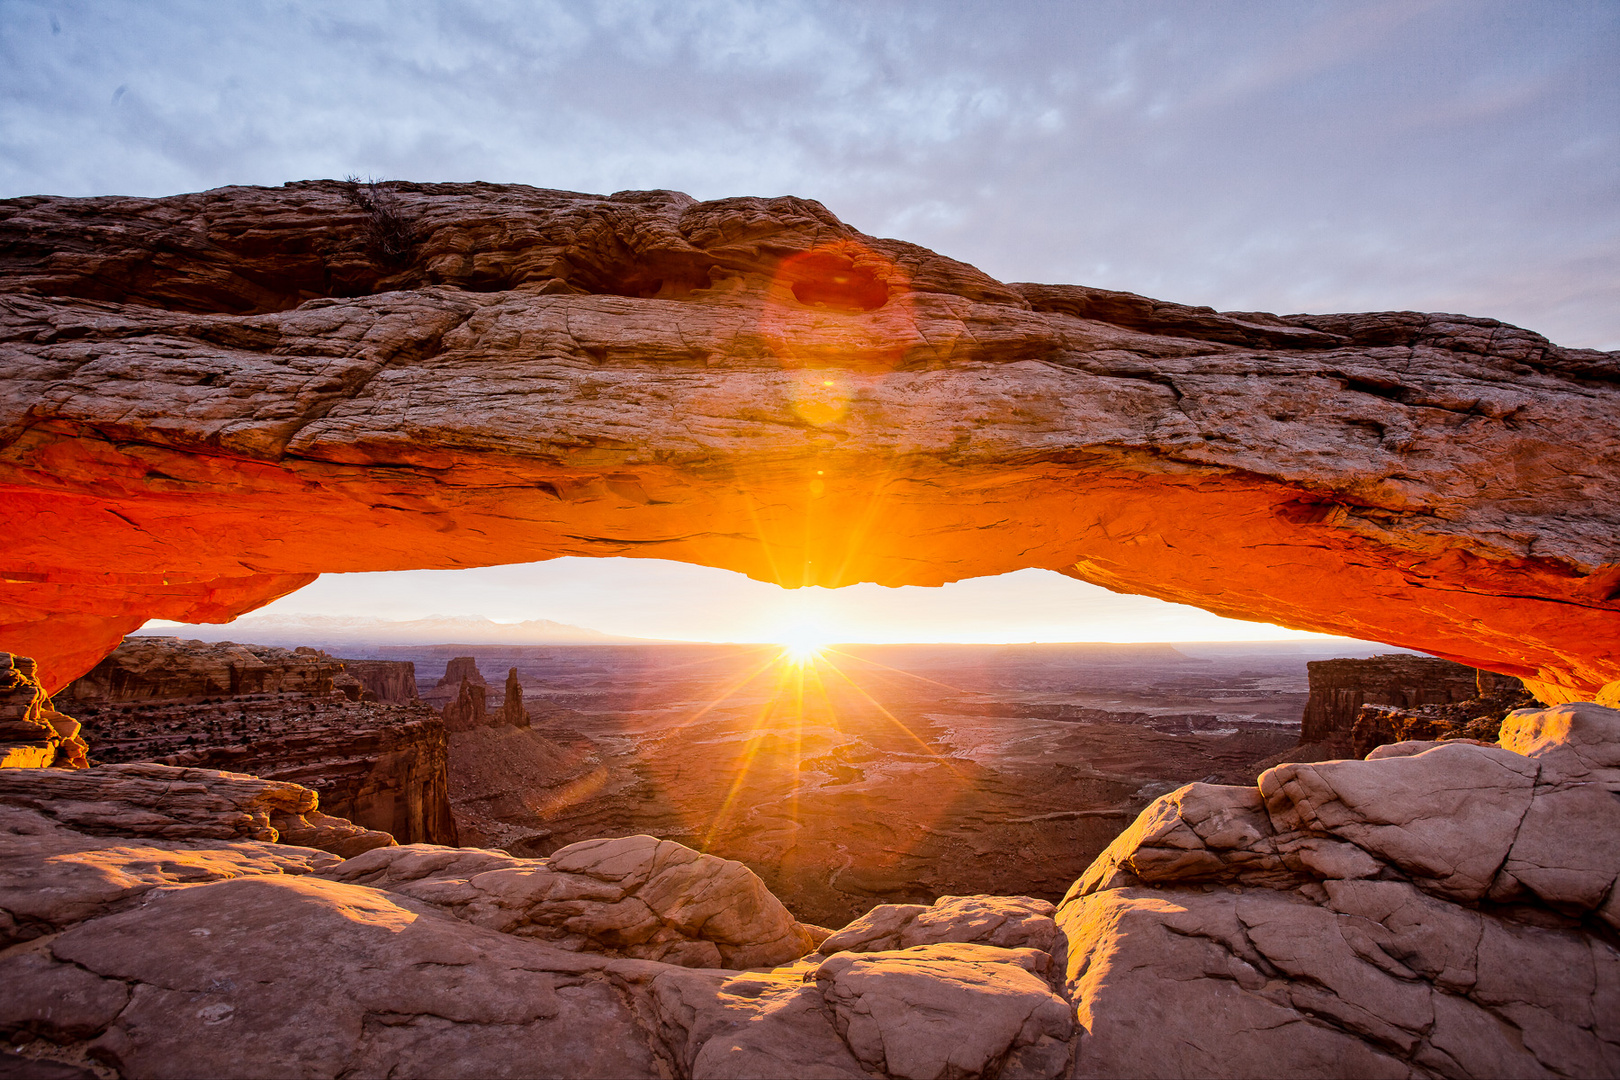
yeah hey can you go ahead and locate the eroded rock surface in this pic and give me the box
[816,894,1061,959]
[1299,654,1490,754]
[0,762,394,857]
[3,702,1619,1078]
[67,637,457,845]
[96,702,458,845]
[1,183,1616,702]
[321,833,821,970]
[57,636,343,703]
[0,652,86,768]
[333,658,418,703]
[1058,701,1620,1078]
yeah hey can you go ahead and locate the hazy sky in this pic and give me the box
[8,0,1617,643]
[157,562,1334,645]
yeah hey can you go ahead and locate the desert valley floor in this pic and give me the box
[92,639,1341,928]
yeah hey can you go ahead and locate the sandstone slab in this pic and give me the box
[0,801,336,947]
[817,894,1059,959]
[649,966,870,1079]
[814,943,1073,1080]
[42,874,664,1079]
[1260,743,1539,900]
[1057,702,1620,1079]
[321,833,819,969]
[0,761,392,855]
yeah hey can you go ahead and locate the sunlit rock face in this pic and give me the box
[1,182,1617,699]
[1058,702,1620,1078]
[56,635,343,703]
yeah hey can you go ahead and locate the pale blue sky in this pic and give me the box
[9,0,1616,642]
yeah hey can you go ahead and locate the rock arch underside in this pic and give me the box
[1,180,1617,700]
[5,182,1620,1080]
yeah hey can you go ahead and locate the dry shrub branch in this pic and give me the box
[341,176,418,265]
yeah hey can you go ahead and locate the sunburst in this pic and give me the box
[781,638,827,665]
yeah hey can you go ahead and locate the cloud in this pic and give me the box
[4,0,1614,342]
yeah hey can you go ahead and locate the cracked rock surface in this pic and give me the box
[0,761,394,856]
[320,833,822,970]
[1059,701,1620,1078]
[3,702,1618,1077]
[0,182,1616,702]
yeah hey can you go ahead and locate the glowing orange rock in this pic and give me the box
[1,182,1616,702]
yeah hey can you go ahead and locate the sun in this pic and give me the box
[780,636,828,665]
[777,626,830,665]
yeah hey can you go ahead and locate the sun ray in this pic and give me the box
[701,656,809,847]
[816,645,973,695]
[658,649,785,735]
[812,650,967,774]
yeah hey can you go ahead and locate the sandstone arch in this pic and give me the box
[1,182,1616,702]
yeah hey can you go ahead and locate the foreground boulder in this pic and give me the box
[1,183,1616,703]
[0,762,394,857]
[1058,702,1620,1078]
[322,833,822,969]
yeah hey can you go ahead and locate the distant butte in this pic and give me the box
[1,181,1616,701]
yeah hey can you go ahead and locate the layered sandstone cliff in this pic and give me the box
[1300,655,1495,750]
[58,636,343,703]
[1348,673,1537,758]
[1,183,1616,702]
[436,656,486,690]
[65,637,457,845]
[336,658,417,703]
[2,700,1616,1079]
[0,653,85,769]
[0,762,393,860]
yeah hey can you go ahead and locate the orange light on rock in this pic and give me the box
[787,371,852,427]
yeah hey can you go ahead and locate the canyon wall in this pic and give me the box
[66,637,457,845]
[58,637,341,703]
[436,657,486,689]
[335,658,417,703]
[1,183,1616,702]
[1298,654,1538,759]
[1300,655,1486,752]
[146,710,458,847]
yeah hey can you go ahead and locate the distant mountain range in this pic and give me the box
[134,613,657,649]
